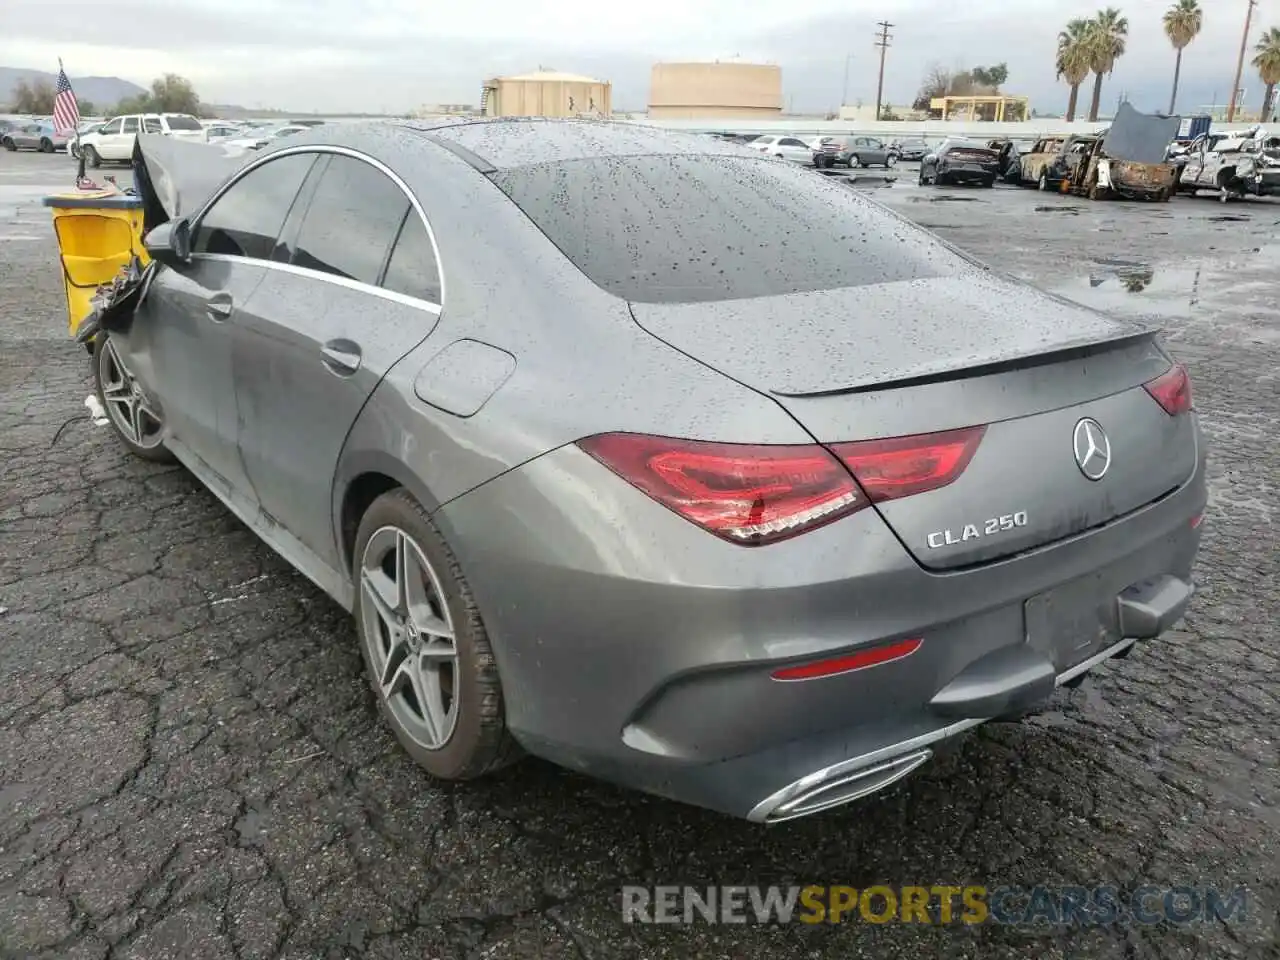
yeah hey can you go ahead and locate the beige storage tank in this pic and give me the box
[648,62,783,119]
[481,71,612,119]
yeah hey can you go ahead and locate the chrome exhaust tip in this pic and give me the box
[749,749,933,824]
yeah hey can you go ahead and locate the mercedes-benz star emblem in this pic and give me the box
[1073,418,1112,481]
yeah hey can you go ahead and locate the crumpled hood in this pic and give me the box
[131,132,251,232]
[1101,103,1181,165]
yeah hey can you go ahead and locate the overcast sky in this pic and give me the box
[1,0,1271,115]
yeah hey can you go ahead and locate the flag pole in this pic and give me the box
[60,58,87,184]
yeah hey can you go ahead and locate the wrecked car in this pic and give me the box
[1041,134,1100,193]
[985,139,1023,183]
[1062,104,1180,201]
[1176,126,1280,202]
[1017,135,1068,189]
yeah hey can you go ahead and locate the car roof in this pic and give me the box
[396,117,759,170]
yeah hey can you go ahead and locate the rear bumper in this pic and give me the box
[436,420,1207,820]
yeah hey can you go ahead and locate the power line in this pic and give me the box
[874,20,893,121]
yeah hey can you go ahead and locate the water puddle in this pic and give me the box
[1049,259,1202,318]
[1034,205,1079,214]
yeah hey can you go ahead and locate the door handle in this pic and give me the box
[205,295,233,321]
[321,339,362,376]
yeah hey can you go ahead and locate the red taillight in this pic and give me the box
[771,637,923,681]
[1143,362,1192,415]
[576,434,864,545]
[829,426,986,504]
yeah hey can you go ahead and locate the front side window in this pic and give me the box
[101,119,122,135]
[193,153,316,260]
[289,156,409,286]
[121,117,139,134]
[143,117,162,133]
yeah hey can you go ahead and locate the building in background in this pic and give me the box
[929,94,1030,122]
[480,71,611,118]
[647,62,782,120]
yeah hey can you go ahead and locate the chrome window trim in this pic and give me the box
[194,252,442,314]
[190,143,447,309]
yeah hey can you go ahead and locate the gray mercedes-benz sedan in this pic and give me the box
[97,119,1206,822]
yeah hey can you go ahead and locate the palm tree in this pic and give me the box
[1255,27,1280,123]
[1163,0,1203,114]
[1086,8,1130,122]
[1057,19,1093,121]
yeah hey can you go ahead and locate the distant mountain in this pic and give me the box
[0,67,146,110]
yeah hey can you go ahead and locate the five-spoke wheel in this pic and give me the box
[352,489,519,779]
[360,525,460,750]
[95,335,175,462]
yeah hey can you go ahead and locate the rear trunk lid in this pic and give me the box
[948,146,998,164]
[629,276,1197,569]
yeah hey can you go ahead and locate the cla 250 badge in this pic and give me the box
[926,511,1029,549]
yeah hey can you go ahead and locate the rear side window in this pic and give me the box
[490,155,969,304]
[163,114,203,131]
[290,156,409,286]
[193,154,315,260]
[381,213,442,303]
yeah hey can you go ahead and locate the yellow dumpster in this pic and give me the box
[42,191,149,340]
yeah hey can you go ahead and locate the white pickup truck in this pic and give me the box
[1176,126,1280,202]
[75,113,207,166]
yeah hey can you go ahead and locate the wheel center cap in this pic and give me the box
[405,625,421,652]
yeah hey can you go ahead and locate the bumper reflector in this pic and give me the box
[771,637,923,682]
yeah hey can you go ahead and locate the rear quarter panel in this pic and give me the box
[332,134,812,559]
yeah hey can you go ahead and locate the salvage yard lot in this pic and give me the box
[1,148,1277,959]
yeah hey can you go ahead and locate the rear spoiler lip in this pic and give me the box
[769,327,1161,399]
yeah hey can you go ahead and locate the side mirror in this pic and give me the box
[144,218,192,268]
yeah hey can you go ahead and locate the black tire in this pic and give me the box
[39,138,53,153]
[352,488,520,781]
[983,177,996,188]
[886,153,898,167]
[1,138,14,151]
[1038,171,1049,191]
[935,172,948,187]
[918,167,929,185]
[93,333,176,463]
[85,145,101,169]
[850,154,863,168]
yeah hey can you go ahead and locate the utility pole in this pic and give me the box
[1227,0,1257,122]
[842,54,853,108]
[874,21,893,121]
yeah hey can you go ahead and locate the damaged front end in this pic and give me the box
[78,135,247,345]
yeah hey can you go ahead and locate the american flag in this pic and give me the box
[53,65,80,135]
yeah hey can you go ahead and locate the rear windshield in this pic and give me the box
[489,155,968,303]
[163,114,203,131]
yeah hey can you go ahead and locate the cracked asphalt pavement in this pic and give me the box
[1,150,1277,959]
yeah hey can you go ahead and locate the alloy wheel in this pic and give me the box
[359,525,459,750]
[98,339,165,449]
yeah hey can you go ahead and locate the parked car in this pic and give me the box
[1061,105,1179,202]
[1176,127,1280,201]
[918,138,1001,186]
[224,124,310,151]
[1,120,68,153]
[78,113,207,166]
[890,138,930,161]
[67,118,107,156]
[203,124,244,142]
[101,121,1205,823]
[749,134,816,163]
[814,135,898,169]
[1017,136,1068,189]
